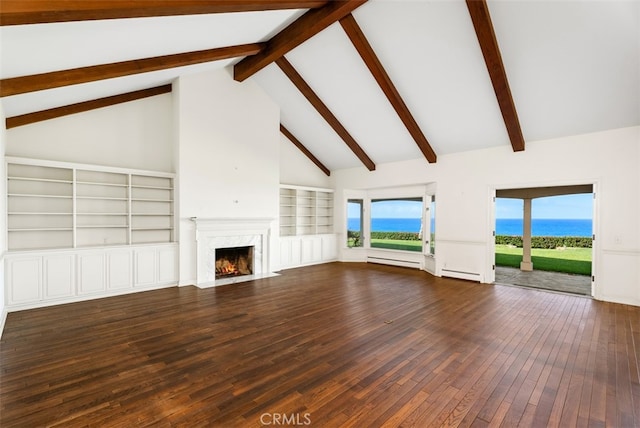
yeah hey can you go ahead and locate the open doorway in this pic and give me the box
[494,185,593,296]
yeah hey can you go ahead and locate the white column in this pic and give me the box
[520,198,533,271]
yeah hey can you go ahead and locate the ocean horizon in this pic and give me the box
[348,218,592,237]
[496,218,592,237]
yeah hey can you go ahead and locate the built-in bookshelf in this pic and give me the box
[279,187,297,237]
[315,191,334,235]
[279,185,333,236]
[7,158,174,251]
[130,174,174,245]
[75,169,129,247]
[7,163,74,250]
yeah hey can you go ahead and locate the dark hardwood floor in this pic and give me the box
[1,262,638,427]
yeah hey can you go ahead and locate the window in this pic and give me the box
[347,199,364,247]
[429,196,436,255]
[370,198,422,252]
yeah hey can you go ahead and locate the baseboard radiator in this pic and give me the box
[367,256,421,269]
[441,268,482,282]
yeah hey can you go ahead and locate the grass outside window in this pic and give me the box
[363,240,591,275]
[495,244,592,276]
[370,239,422,252]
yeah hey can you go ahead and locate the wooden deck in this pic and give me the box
[1,262,638,427]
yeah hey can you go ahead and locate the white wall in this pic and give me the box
[279,134,331,188]
[176,68,280,285]
[2,68,283,293]
[0,106,6,336]
[333,126,640,307]
[5,94,174,173]
[2,92,175,321]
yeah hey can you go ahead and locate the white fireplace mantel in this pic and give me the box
[191,217,275,233]
[191,217,275,287]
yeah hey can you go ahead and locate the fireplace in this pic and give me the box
[215,246,254,279]
[192,217,276,287]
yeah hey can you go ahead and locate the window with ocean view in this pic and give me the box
[369,198,423,252]
[347,199,364,248]
[429,196,436,255]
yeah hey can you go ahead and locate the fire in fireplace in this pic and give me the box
[215,246,254,279]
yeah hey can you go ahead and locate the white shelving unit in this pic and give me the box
[279,187,297,237]
[279,185,334,236]
[7,163,74,250]
[296,189,316,236]
[278,185,337,270]
[76,169,129,248]
[130,174,174,245]
[5,158,178,311]
[7,158,175,251]
[316,191,334,235]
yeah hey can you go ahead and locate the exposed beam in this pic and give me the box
[234,0,367,82]
[0,43,263,97]
[0,1,329,26]
[339,13,437,164]
[276,57,376,171]
[5,85,172,129]
[496,184,593,199]
[280,124,330,176]
[466,0,525,152]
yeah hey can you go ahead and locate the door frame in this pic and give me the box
[488,179,598,297]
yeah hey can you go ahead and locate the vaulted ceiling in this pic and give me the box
[1,1,638,174]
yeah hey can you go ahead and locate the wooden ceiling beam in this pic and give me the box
[5,85,172,129]
[234,0,367,82]
[0,43,263,97]
[276,57,376,171]
[339,13,437,164]
[466,0,525,152]
[496,184,593,200]
[0,1,329,26]
[280,124,330,176]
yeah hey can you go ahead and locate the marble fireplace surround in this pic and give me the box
[192,217,275,287]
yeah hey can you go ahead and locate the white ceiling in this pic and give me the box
[0,10,305,115]
[1,0,638,172]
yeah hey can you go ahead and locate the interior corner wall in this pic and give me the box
[0,106,6,337]
[4,94,174,173]
[279,134,331,189]
[176,68,280,285]
[332,126,640,307]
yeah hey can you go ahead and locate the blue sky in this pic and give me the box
[348,200,423,218]
[347,202,360,218]
[497,194,593,219]
[349,194,594,219]
[371,200,423,218]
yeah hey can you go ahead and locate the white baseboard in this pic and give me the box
[367,256,421,269]
[441,268,482,282]
[6,282,177,313]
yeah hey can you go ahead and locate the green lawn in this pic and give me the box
[495,244,592,276]
[371,239,422,252]
[365,241,592,275]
